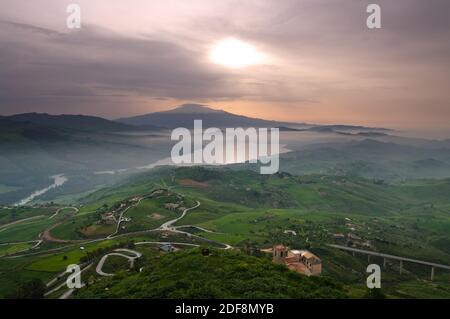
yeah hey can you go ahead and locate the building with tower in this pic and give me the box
[272,244,322,276]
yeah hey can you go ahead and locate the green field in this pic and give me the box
[0,243,34,257]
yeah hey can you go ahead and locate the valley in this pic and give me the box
[1,107,450,299]
[1,166,449,299]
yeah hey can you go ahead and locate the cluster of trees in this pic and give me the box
[6,278,46,299]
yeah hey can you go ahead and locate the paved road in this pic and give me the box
[156,200,232,249]
[159,201,201,231]
[7,192,232,259]
[59,287,80,299]
[174,225,215,233]
[45,263,92,297]
[0,215,46,232]
[136,241,200,247]
[95,249,142,277]
[0,239,40,246]
[49,207,79,219]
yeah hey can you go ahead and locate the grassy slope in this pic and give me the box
[75,248,347,299]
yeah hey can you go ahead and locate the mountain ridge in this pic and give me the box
[3,113,160,132]
[116,103,390,132]
[116,103,296,129]
[1,104,391,133]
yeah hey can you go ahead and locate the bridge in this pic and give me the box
[328,244,450,281]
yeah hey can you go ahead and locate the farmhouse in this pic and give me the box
[272,244,322,276]
[101,212,116,225]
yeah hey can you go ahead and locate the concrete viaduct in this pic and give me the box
[328,244,450,281]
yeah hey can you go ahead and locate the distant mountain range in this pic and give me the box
[0,104,390,134]
[1,106,450,204]
[278,138,450,181]
[1,113,160,132]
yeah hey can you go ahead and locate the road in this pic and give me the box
[45,263,92,297]
[95,249,142,277]
[6,191,232,260]
[157,200,232,249]
[107,195,154,239]
[135,241,200,247]
[159,201,201,231]
[174,225,215,233]
[0,215,46,232]
[49,207,79,219]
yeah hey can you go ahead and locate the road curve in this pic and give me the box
[49,207,79,219]
[159,201,201,231]
[96,249,142,277]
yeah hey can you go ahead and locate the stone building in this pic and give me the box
[272,244,322,276]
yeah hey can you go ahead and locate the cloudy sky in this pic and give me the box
[1,0,449,133]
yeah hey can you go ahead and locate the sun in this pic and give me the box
[209,38,266,68]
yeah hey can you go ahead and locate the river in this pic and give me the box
[14,174,68,206]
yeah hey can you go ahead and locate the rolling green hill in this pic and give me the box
[75,248,347,299]
[1,166,450,299]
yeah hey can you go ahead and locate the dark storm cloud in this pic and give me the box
[0,0,449,130]
[0,21,260,115]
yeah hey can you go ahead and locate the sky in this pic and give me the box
[0,0,449,134]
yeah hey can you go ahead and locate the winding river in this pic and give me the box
[14,174,68,206]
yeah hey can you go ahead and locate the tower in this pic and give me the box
[273,244,287,263]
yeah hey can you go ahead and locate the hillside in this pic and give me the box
[74,248,347,299]
[0,115,170,205]
[4,113,149,132]
[1,166,450,299]
[278,139,450,181]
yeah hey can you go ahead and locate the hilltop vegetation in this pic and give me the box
[75,248,347,299]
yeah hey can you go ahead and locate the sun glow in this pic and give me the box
[209,38,266,68]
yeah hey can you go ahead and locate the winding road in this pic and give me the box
[107,194,156,239]
[0,215,46,233]
[45,263,93,297]
[159,201,201,231]
[95,248,142,277]
[5,191,233,261]
[49,207,79,219]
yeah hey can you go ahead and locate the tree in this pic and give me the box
[7,278,46,299]
[364,288,386,299]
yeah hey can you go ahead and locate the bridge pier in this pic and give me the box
[328,244,450,280]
